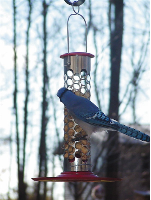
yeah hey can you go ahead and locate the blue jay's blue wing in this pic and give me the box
[73,109,114,128]
[57,87,150,142]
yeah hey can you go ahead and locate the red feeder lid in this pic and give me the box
[60,52,94,58]
[32,171,122,182]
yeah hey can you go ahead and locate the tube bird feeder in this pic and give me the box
[32,52,121,182]
[32,0,121,182]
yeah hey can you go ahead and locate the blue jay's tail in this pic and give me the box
[111,121,150,142]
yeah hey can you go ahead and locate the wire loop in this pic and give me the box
[66,8,88,65]
[72,5,80,14]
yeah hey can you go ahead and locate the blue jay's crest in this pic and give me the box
[57,87,150,142]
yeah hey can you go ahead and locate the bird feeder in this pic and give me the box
[32,0,121,182]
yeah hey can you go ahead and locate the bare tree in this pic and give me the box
[12,1,22,199]
[12,0,33,199]
[22,0,33,199]
[105,1,124,200]
[23,0,32,176]
[37,1,50,199]
[130,31,149,124]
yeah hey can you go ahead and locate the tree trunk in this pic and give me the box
[21,1,32,199]
[23,0,32,176]
[12,1,22,199]
[105,0,124,200]
[37,1,48,199]
[13,1,33,199]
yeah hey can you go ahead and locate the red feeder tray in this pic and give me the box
[60,52,95,58]
[32,171,122,182]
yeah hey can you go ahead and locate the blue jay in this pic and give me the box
[57,87,150,142]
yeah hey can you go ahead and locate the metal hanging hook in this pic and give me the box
[66,5,88,65]
[64,0,85,6]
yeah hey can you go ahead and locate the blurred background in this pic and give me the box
[0,0,150,199]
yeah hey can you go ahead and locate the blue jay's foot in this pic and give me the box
[74,135,87,141]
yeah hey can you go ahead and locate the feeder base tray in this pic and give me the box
[32,171,122,182]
